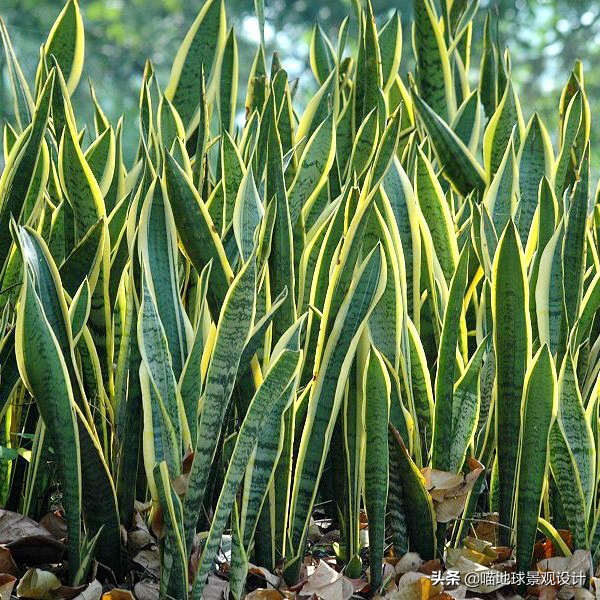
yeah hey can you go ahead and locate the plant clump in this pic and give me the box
[0,0,599,598]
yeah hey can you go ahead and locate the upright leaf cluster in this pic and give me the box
[1,0,599,595]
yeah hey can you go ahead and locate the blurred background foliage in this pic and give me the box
[1,0,600,164]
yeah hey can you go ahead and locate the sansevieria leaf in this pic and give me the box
[165,0,226,132]
[0,18,34,130]
[412,0,455,122]
[289,244,387,574]
[138,276,183,492]
[288,114,336,224]
[492,221,531,544]
[13,225,120,574]
[192,348,302,599]
[183,255,257,549]
[39,0,84,94]
[555,354,595,521]
[483,81,524,178]
[139,178,192,379]
[163,152,234,319]
[378,11,402,93]
[412,92,486,196]
[389,426,436,560]
[364,346,390,591]
[414,147,459,283]
[432,246,470,471]
[58,115,106,240]
[15,268,82,581]
[309,23,335,85]
[516,114,554,246]
[0,71,53,272]
[154,461,188,600]
[515,345,556,573]
[449,336,489,472]
[562,150,589,343]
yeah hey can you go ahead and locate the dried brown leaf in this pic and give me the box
[301,559,354,600]
[7,534,65,565]
[473,515,500,546]
[395,553,424,575]
[54,584,87,600]
[449,557,506,594]
[0,574,16,600]
[422,463,484,523]
[0,510,52,544]
[15,568,61,599]
[71,580,103,600]
[386,572,443,600]
[493,547,513,563]
[133,581,159,600]
[38,513,67,541]
[0,547,17,577]
[248,565,280,588]
[419,560,443,576]
[132,548,160,578]
[126,529,153,555]
[202,574,229,600]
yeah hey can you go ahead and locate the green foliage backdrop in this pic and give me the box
[2,0,600,161]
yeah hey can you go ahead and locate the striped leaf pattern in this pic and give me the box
[2,0,600,592]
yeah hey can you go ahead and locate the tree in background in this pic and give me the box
[1,0,599,162]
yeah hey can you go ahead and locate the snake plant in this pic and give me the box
[1,0,600,596]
